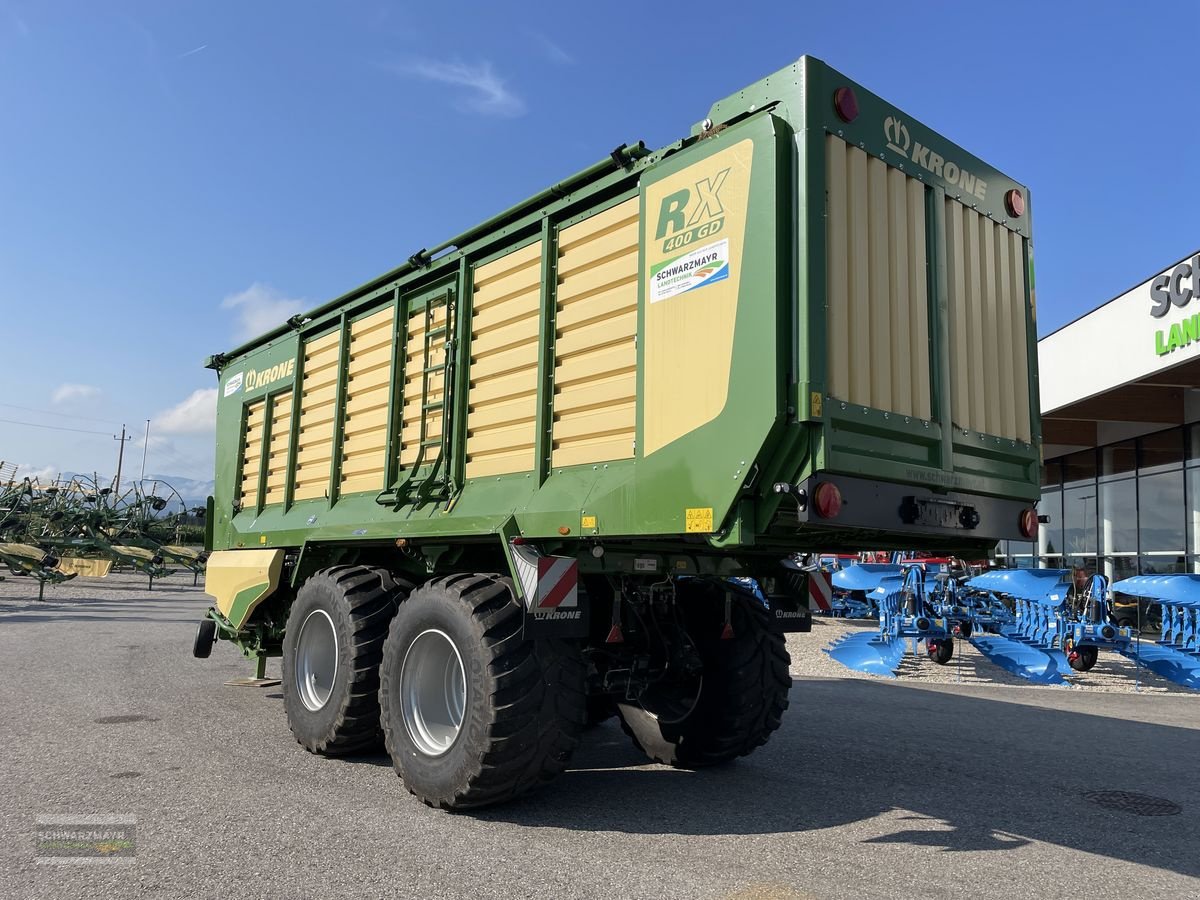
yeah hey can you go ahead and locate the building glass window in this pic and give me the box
[1061,450,1097,569]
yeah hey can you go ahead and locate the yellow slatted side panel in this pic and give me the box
[825,136,931,418]
[945,199,1030,440]
[465,241,541,478]
[552,198,638,468]
[340,307,394,495]
[294,330,342,501]
[398,302,447,467]
[262,391,292,505]
[239,400,266,507]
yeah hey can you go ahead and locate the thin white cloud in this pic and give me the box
[11,463,58,483]
[179,44,207,59]
[524,29,572,65]
[51,383,101,405]
[387,58,525,118]
[221,282,304,342]
[154,388,217,435]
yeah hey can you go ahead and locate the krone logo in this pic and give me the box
[884,116,910,155]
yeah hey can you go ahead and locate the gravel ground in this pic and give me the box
[1,572,1197,900]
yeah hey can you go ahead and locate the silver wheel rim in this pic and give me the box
[400,629,466,757]
[295,609,338,712]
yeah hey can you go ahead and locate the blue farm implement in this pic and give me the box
[824,566,969,677]
[1110,575,1200,690]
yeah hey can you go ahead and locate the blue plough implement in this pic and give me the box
[1110,574,1200,690]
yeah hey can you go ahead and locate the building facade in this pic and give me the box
[1001,249,1200,577]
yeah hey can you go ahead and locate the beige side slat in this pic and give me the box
[468,394,538,431]
[556,309,636,358]
[473,265,540,311]
[340,454,387,478]
[473,241,543,286]
[343,405,390,434]
[470,311,540,358]
[306,330,340,353]
[466,375,537,407]
[885,167,912,417]
[301,367,339,396]
[557,220,639,278]
[304,343,340,371]
[847,145,871,406]
[1009,229,1032,441]
[826,136,850,402]
[466,449,534,479]
[978,216,1001,437]
[556,253,638,305]
[945,200,968,429]
[558,198,639,251]
[467,422,537,456]
[302,374,340,400]
[346,342,393,374]
[555,344,636,388]
[964,209,986,430]
[472,291,540,334]
[345,367,391,397]
[552,437,634,469]
[341,429,389,457]
[470,347,537,382]
[554,402,635,442]
[350,307,394,337]
[867,157,892,412]
[908,180,931,420]
[555,371,636,414]
[299,387,338,417]
[556,280,637,330]
[995,227,1017,439]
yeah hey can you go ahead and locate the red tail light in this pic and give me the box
[813,482,843,519]
[1019,508,1038,539]
[833,87,858,123]
[1005,189,1025,217]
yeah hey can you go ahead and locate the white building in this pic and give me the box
[1005,249,1200,578]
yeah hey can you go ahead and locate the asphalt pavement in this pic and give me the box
[1,573,1197,899]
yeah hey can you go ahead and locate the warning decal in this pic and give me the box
[684,507,714,533]
[649,239,729,304]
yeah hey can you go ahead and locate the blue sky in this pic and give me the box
[1,1,1196,483]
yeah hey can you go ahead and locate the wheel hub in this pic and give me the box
[400,629,466,757]
[295,609,339,712]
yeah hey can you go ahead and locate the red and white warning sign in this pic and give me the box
[537,556,578,609]
[807,569,833,612]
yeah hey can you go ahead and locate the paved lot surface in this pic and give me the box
[1,573,1198,899]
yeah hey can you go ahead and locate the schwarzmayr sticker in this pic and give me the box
[649,239,729,304]
[223,371,244,398]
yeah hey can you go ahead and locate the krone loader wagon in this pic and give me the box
[196,56,1042,809]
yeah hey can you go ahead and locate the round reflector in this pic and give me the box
[813,482,843,519]
[833,87,859,123]
[1005,189,1025,217]
[1019,508,1038,539]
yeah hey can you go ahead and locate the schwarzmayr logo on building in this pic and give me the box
[1150,254,1200,356]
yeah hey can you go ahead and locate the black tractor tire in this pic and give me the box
[379,574,586,810]
[1068,644,1099,672]
[193,617,216,658]
[282,566,409,756]
[926,638,954,665]
[616,580,791,768]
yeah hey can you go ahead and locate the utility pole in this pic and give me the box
[139,418,151,480]
[113,425,131,495]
